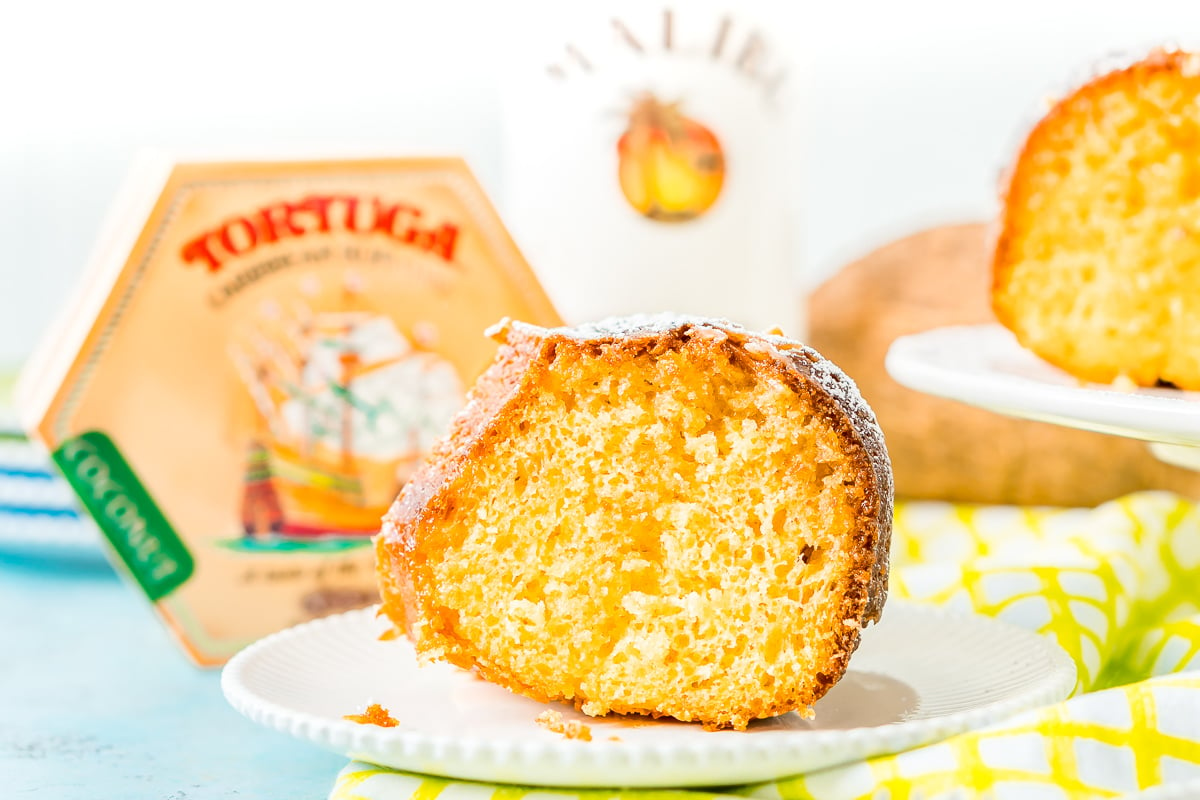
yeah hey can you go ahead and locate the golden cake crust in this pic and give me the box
[375,316,892,729]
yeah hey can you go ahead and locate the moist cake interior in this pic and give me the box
[420,335,868,723]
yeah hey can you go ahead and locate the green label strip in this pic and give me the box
[53,431,194,601]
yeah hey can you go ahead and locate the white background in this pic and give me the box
[2,0,1199,364]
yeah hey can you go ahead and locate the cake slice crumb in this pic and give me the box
[344,703,399,727]
[535,709,592,741]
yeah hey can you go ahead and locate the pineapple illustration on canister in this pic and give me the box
[618,92,725,222]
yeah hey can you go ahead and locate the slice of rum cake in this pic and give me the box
[375,315,892,730]
[993,50,1200,388]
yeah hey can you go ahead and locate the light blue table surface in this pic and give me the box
[1,547,348,798]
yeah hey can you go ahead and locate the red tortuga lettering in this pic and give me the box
[220,218,257,255]
[432,225,458,260]
[296,195,334,232]
[342,196,364,232]
[255,203,305,244]
[373,200,422,237]
[180,194,461,272]
[181,235,222,271]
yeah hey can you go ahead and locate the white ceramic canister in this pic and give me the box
[500,3,801,336]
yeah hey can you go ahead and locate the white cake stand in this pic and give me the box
[884,324,1200,470]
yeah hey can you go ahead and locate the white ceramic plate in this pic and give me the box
[221,602,1075,788]
[886,324,1200,452]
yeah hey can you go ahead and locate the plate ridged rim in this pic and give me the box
[221,601,1076,788]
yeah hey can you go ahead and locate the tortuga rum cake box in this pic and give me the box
[17,157,561,665]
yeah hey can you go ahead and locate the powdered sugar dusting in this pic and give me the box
[508,313,806,353]
[512,313,745,341]
[501,315,886,471]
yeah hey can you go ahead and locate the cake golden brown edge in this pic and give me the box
[374,315,893,728]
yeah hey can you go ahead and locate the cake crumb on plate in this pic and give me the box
[535,710,592,741]
[344,703,399,727]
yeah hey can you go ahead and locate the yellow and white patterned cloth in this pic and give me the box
[331,492,1200,800]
